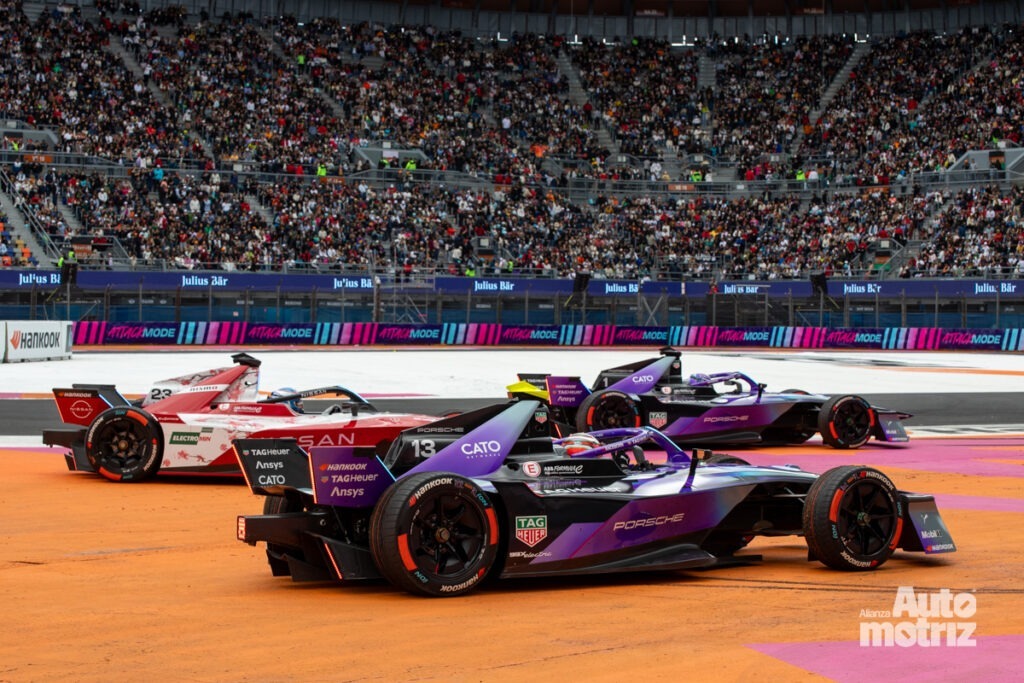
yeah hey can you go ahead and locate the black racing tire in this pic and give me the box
[575,390,641,432]
[781,388,810,395]
[262,494,303,572]
[85,407,163,482]
[803,465,902,571]
[262,494,288,515]
[818,395,874,449]
[702,453,751,466]
[370,472,500,597]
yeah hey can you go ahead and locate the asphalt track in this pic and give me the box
[1,392,1022,437]
[1,349,1023,682]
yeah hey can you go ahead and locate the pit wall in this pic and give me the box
[63,321,1022,351]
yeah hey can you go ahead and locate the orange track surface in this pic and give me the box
[2,440,1022,682]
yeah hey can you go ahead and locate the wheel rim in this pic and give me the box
[408,489,487,578]
[94,419,148,473]
[591,396,636,428]
[835,480,897,557]
[832,400,871,445]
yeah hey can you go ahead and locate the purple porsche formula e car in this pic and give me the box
[234,399,953,597]
[506,347,911,449]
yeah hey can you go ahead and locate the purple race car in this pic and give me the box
[506,347,911,449]
[233,399,954,597]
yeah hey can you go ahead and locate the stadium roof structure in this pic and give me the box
[323,0,1011,19]
[221,0,1019,40]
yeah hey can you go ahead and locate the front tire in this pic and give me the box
[370,473,500,597]
[575,391,641,432]
[818,395,874,449]
[85,407,163,482]
[803,466,902,570]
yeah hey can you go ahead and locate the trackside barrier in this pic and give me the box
[66,322,1024,352]
[2,320,73,362]
[1001,330,1024,351]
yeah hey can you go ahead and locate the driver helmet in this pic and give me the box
[559,433,601,457]
[270,387,304,413]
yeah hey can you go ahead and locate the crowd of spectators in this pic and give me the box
[568,36,704,161]
[710,36,853,179]
[0,5,1018,174]
[270,19,579,180]
[797,28,1001,184]
[9,155,1011,285]
[1,2,1023,278]
[907,185,1024,278]
[2,5,1022,180]
[0,208,16,266]
[0,0,194,165]
[5,159,273,270]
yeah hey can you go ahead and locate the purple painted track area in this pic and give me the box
[749,635,1023,682]
[739,436,1024,678]
[740,437,1024,480]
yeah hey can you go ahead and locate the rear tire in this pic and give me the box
[262,494,301,574]
[803,465,901,570]
[818,395,874,449]
[370,473,500,597]
[575,391,641,432]
[85,407,163,482]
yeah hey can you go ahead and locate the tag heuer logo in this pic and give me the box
[515,515,548,547]
[169,432,200,445]
[649,411,668,429]
[534,410,548,424]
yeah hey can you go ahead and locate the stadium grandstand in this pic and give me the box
[0,0,1022,327]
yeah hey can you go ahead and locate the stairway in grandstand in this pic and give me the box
[258,24,351,125]
[102,26,176,111]
[55,202,86,243]
[0,170,53,267]
[20,1,46,22]
[555,52,620,157]
[244,193,277,230]
[788,40,871,156]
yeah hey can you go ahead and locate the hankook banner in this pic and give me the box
[3,320,73,362]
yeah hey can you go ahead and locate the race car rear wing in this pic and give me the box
[51,385,131,427]
[234,400,556,502]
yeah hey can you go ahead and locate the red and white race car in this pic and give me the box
[43,353,437,482]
